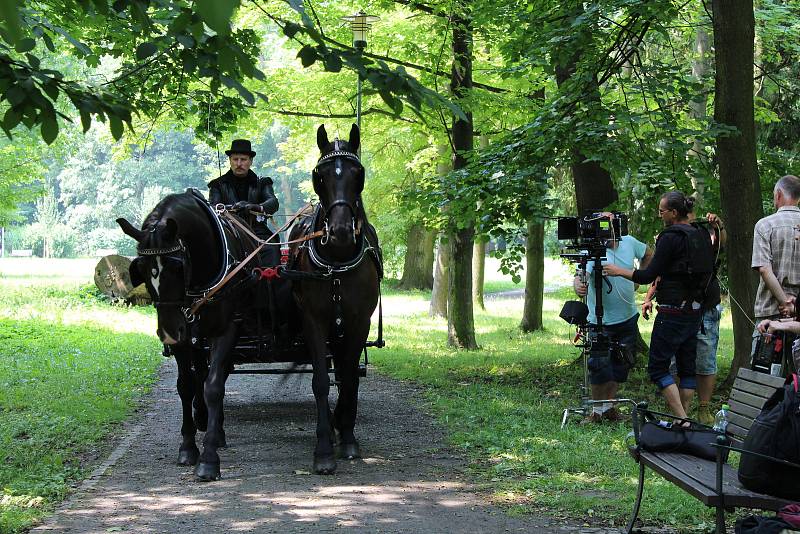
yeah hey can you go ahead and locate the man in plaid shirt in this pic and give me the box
[751,175,800,328]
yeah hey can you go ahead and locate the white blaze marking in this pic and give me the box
[151,257,162,297]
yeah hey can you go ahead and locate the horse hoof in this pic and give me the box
[177,447,199,466]
[216,436,227,449]
[313,455,337,475]
[339,442,361,460]
[195,462,220,481]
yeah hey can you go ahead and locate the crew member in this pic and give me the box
[208,139,280,265]
[641,211,726,425]
[751,175,800,342]
[604,191,714,419]
[573,214,652,424]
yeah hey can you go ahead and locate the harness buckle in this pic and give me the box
[182,307,197,323]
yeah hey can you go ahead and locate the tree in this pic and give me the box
[712,0,763,380]
[520,218,544,332]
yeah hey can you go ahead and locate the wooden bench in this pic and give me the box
[626,368,794,534]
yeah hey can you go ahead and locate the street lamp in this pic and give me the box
[341,11,379,137]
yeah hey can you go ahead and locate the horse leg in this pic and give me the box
[306,320,336,474]
[175,348,200,466]
[333,336,365,460]
[191,346,209,432]
[195,324,237,481]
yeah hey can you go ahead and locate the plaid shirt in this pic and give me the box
[751,205,800,318]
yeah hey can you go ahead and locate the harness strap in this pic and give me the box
[219,204,325,247]
[189,204,314,316]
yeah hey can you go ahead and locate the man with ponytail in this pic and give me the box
[603,191,714,419]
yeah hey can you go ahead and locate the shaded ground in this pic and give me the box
[30,360,628,534]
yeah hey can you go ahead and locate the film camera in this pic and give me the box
[557,211,628,245]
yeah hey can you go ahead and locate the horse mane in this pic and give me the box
[141,193,190,231]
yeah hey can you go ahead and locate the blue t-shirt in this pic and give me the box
[584,235,648,325]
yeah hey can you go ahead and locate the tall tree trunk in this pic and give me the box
[472,135,489,310]
[689,28,711,201]
[400,223,435,290]
[447,3,477,349]
[430,235,449,317]
[430,144,452,318]
[712,0,763,381]
[553,5,617,213]
[520,218,545,332]
[280,178,295,214]
[472,238,486,310]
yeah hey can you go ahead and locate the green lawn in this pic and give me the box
[0,266,162,533]
[371,283,735,532]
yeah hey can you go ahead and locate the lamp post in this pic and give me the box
[341,11,379,137]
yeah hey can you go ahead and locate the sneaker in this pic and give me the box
[580,412,604,425]
[697,404,714,426]
[602,407,627,422]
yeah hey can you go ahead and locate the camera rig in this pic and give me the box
[556,212,636,427]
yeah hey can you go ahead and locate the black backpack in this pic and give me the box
[656,223,715,305]
[738,373,800,499]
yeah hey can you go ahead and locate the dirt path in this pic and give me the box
[31,361,620,534]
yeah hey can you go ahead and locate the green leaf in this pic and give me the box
[297,45,317,68]
[195,0,240,36]
[2,107,21,132]
[220,75,254,105]
[323,52,342,73]
[80,110,91,132]
[109,114,124,140]
[15,38,36,53]
[41,115,59,145]
[0,0,23,44]
[135,42,158,60]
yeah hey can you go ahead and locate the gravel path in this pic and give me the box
[31,361,622,534]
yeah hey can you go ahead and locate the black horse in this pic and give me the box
[117,190,261,481]
[285,124,382,474]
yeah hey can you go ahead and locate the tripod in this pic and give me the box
[560,248,636,428]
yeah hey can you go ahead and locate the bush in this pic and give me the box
[9,223,77,258]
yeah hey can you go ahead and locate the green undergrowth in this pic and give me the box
[372,288,736,532]
[0,282,161,533]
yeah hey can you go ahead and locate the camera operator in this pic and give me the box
[603,192,714,420]
[573,213,653,424]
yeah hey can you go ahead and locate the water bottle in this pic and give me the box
[712,404,730,433]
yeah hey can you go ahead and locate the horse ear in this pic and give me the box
[317,124,329,151]
[163,218,178,241]
[349,123,360,153]
[117,217,144,242]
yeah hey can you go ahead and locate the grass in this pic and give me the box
[371,281,736,532]
[0,260,162,533]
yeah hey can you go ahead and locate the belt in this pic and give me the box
[656,304,701,315]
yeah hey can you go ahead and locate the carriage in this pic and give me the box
[117,124,382,479]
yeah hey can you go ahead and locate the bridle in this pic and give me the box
[312,139,364,246]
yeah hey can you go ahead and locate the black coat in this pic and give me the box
[207,170,279,215]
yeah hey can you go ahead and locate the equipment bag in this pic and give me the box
[737,373,800,500]
[638,410,723,461]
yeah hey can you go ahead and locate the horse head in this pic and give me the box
[117,194,201,345]
[313,124,364,247]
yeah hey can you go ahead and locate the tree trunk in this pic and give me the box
[446,3,477,349]
[712,0,763,382]
[553,5,617,213]
[280,177,295,214]
[472,135,489,310]
[430,235,449,317]
[430,145,452,317]
[688,28,711,201]
[472,238,486,310]
[520,218,545,332]
[400,223,435,290]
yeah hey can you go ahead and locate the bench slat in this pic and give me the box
[726,421,750,442]
[727,412,754,432]
[734,378,781,400]
[640,452,793,510]
[728,399,761,421]
[737,367,786,388]
[730,388,772,410]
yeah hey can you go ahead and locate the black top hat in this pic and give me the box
[225,139,256,157]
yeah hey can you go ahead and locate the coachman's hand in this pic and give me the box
[232,200,249,212]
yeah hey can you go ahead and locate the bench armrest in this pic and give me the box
[712,442,800,470]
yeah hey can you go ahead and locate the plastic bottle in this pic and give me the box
[712,403,730,433]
